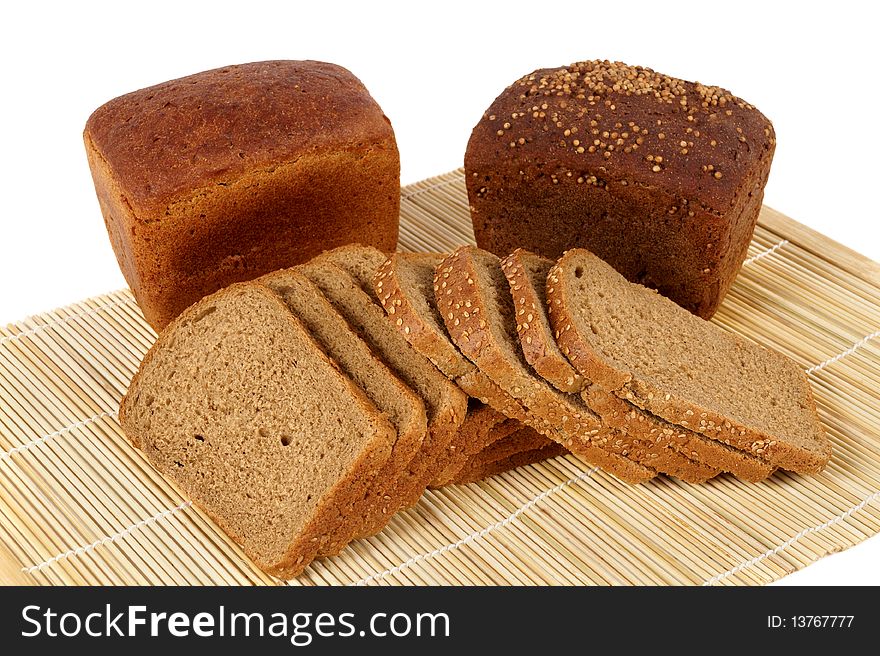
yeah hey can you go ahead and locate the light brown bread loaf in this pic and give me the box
[502,248,769,482]
[547,248,831,474]
[300,260,469,500]
[435,246,655,484]
[260,269,427,552]
[119,283,394,578]
[85,61,400,330]
[465,59,775,319]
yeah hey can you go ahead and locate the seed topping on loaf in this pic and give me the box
[472,59,775,214]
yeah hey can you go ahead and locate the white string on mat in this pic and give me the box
[21,501,192,574]
[0,411,118,461]
[703,488,880,585]
[350,467,600,586]
[741,239,788,266]
[805,330,880,375]
[0,296,135,348]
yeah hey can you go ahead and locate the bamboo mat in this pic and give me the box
[1,170,879,586]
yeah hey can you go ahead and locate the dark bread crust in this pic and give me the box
[547,249,830,474]
[120,282,394,579]
[435,246,655,484]
[85,61,400,330]
[465,60,775,318]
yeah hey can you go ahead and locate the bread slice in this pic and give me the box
[300,260,469,502]
[459,421,549,467]
[374,251,530,422]
[501,249,587,393]
[547,248,831,474]
[119,283,394,579]
[312,246,481,487]
[260,269,427,552]
[430,402,520,487]
[450,440,568,485]
[435,246,655,484]
[502,249,767,482]
[313,244,388,302]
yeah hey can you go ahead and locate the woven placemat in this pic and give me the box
[1,169,879,585]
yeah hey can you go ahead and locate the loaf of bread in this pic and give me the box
[85,60,400,330]
[465,60,775,318]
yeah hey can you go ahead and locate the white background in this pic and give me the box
[2,1,878,584]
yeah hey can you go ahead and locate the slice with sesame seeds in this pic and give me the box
[502,248,719,483]
[300,259,469,496]
[316,245,540,479]
[503,248,771,482]
[435,246,655,485]
[547,248,831,475]
[374,252,531,422]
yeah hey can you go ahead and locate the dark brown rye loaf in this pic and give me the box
[119,283,394,579]
[547,248,831,474]
[465,60,775,319]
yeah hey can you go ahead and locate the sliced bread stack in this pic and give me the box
[372,244,828,485]
[121,242,830,579]
[121,245,554,579]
